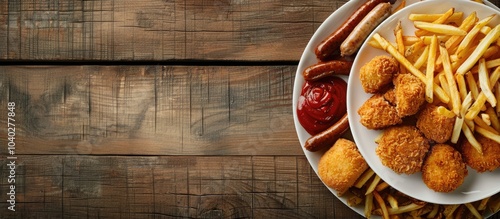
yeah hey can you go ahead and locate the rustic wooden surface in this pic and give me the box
[1,0,500,218]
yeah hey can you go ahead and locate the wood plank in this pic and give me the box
[0,155,365,218]
[0,65,302,156]
[3,0,498,61]
[0,0,348,61]
[3,155,498,218]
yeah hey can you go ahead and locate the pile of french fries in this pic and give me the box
[369,6,500,155]
[353,3,500,219]
[348,167,500,218]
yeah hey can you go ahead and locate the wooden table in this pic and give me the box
[1,0,499,218]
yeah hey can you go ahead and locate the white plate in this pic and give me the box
[348,0,500,205]
[293,0,500,217]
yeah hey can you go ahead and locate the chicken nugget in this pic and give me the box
[359,55,399,94]
[358,94,402,130]
[394,73,425,117]
[422,144,468,192]
[416,104,455,143]
[318,138,368,196]
[376,125,430,174]
[461,134,500,172]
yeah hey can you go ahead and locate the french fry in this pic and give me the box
[456,15,496,60]
[456,73,468,100]
[415,8,455,37]
[470,58,500,73]
[445,12,478,51]
[466,92,487,120]
[354,169,375,188]
[478,58,497,107]
[444,204,460,218]
[395,21,407,74]
[478,197,490,211]
[464,203,482,219]
[427,204,440,218]
[373,190,390,219]
[387,203,426,215]
[441,46,462,116]
[465,71,480,99]
[426,35,438,103]
[486,105,500,132]
[376,181,390,192]
[439,74,451,97]
[348,196,363,206]
[474,116,498,134]
[365,175,381,195]
[372,33,450,104]
[452,92,473,143]
[481,25,492,35]
[405,38,427,62]
[462,122,483,155]
[456,24,500,75]
[365,192,374,219]
[481,113,491,126]
[413,46,429,70]
[387,194,399,209]
[437,106,456,118]
[497,85,500,115]
[483,45,500,59]
[414,21,468,36]
[476,126,500,144]
[409,12,463,22]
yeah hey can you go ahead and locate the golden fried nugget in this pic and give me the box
[461,134,500,172]
[394,73,425,117]
[358,94,403,130]
[416,104,455,143]
[376,125,430,174]
[359,55,399,94]
[383,87,397,105]
[422,144,468,193]
[318,138,368,196]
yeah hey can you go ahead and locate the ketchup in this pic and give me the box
[297,76,347,135]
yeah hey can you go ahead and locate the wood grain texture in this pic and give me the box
[0,65,301,156]
[0,0,353,61]
[0,155,364,219]
[2,0,499,61]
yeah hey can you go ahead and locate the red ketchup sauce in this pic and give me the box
[297,76,347,135]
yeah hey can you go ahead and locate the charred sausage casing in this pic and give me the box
[340,2,392,57]
[302,59,353,81]
[304,113,349,152]
[314,0,391,62]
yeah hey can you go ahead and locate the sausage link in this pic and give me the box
[340,2,392,57]
[304,113,349,152]
[303,60,353,81]
[315,0,391,62]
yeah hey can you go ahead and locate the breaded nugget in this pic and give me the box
[422,144,468,192]
[461,135,500,172]
[358,94,402,130]
[383,87,396,106]
[376,125,430,174]
[318,138,368,195]
[359,55,399,94]
[416,104,455,143]
[394,73,425,117]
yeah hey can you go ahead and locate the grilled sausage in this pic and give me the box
[304,113,349,152]
[315,0,391,62]
[340,2,392,57]
[303,60,353,81]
